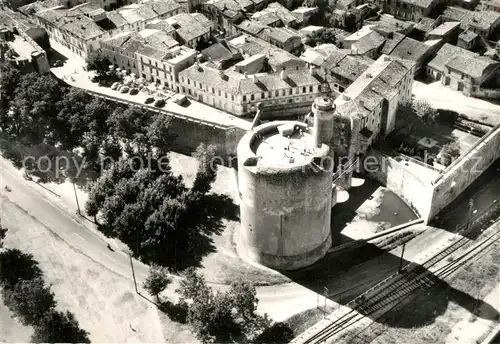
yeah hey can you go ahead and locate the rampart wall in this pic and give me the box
[365,124,500,223]
[86,90,246,160]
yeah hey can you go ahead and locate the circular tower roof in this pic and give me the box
[313,97,334,111]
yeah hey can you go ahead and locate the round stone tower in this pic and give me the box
[237,120,333,270]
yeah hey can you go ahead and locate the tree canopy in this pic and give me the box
[143,263,172,301]
[176,268,279,343]
[32,310,91,343]
[411,100,438,124]
[307,29,337,47]
[85,49,112,78]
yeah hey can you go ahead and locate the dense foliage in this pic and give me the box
[0,247,90,342]
[177,268,274,343]
[84,142,228,270]
[143,263,172,301]
[85,49,112,78]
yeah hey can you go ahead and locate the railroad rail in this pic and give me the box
[292,201,500,344]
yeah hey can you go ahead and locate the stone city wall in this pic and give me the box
[364,149,434,220]
[86,90,246,160]
[429,123,500,219]
[365,124,500,223]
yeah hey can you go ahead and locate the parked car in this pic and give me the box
[154,99,165,108]
[120,86,130,93]
[129,88,139,95]
[172,94,187,105]
[145,97,155,104]
[53,60,64,67]
[111,82,120,90]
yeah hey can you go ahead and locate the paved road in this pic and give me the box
[0,156,321,320]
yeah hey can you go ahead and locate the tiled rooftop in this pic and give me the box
[36,7,105,39]
[427,43,478,72]
[165,13,211,43]
[352,30,385,54]
[228,34,304,69]
[388,36,433,63]
[459,29,478,42]
[427,21,460,36]
[398,0,435,8]
[415,17,437,32]
[446,55,498,78]
[335,55,411,116]
[442,7,500,32]
[180,62,334,95]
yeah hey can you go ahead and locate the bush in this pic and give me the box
[129,88,139,95]
[32,310,91,343]
[2,277,56,326]
[159,300,189,323]
[254,322,295,344]
[145,97,155,104]
[0,249,43,289]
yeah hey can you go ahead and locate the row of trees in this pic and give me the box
[0,226,90,343]
[143,265,295,344]
[0,61,173,179]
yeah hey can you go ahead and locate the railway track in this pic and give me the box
[294,221,500,344]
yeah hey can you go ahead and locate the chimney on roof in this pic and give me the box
[219,69,225,78]
[366,72,372,78]
[359,100,364,107]
[244,71,248,78]
[280,69,286,80]
[309,65,315,75]
[342,94,350,101]
[252,74,257,83]
[384,55,391,62]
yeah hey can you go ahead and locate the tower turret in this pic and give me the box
[312,97,335,148]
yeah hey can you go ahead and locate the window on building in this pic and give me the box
[218,90,221,96]
[231,95,234,101]
[302,86,306,93]
[188,89,192,95]
[288,99,292,103]
[243,95,246,101]
[225,92,228,98]
[188,79,191,85]
[282,90,286,96]
[289,89,292,95]
[200,83,203,89]
[261,92,265,99]
[251,94,255,101]
[275,90,279,97]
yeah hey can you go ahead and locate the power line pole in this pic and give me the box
[466,198,474,231]
[72,181,81,216]
[398,243,406,273]
[323,287,329,318]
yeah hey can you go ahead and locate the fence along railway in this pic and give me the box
[293,198,500,344]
